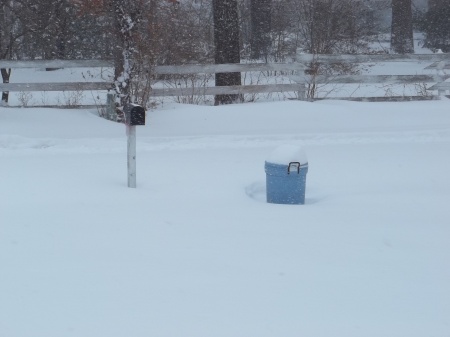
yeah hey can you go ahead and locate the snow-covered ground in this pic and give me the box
[1,98,449,337]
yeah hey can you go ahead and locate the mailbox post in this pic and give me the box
[124,104,146,188]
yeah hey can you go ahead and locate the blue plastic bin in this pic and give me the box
[265,145,308,205]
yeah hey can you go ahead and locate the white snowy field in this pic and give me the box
[1,99,450,337]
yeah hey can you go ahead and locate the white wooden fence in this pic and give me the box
[151,53,450,100]
[0,60,112,94]
[150,62,304,97]
[148,54,450,101]
[294,53,450,100]
[0,53,449,107]
[295,53,450,100]
[0,60,304,97]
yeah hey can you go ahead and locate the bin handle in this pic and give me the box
[288,162,301,174]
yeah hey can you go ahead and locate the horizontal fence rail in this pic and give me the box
[0,82,112,91]
[154,62,303,75]
[151,83,303,96]
[0,59,112,69]
[0,60,303,96]
[0,55,449,104]
[289,74,450,85]
[424,61,450,70]
[428,82,450,90]
[297,53,450,63]
[0,60,301,73]
[293,53,450,100]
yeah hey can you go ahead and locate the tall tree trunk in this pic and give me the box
[213,0,242,105]
[391,0,414,54]
[1,68,10,103]
[110,0,140,109]
[250,0,271,60]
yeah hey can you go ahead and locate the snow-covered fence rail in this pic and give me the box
[153,62,301,74]
[294,53,450,101]
[0,82,112,92]
[0,59,114,109]
[0,60,305,103]
[150,83,303,97]
[289,74,450,85]
[151,55,450,101]
[0,59,111,69]
[150,62,305,97]
[296,53,450,63]
[2,55,449,104]
[0,61,304,95]
[0,60,113,94]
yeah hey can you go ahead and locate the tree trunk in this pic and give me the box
[110,0,140,110]
[1,68,11,104]
[391,0,414,54]
[250,0,271,60]
[213,0,242,105]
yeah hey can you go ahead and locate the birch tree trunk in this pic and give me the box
[110,0,140,109]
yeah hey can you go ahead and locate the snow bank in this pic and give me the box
[1,99,450,337]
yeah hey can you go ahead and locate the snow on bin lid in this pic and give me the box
[266,144,308,165]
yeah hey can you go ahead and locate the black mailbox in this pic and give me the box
[124,104,146,126]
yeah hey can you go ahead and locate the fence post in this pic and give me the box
[106,93,116,121]
[294,65,306,101]
[297,81,306,101]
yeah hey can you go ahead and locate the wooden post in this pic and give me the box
[297,81,306,101]
[126,124,137,188]
[294,66,306,101]
[106,93,116,120]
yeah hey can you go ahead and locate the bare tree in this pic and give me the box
[0,0,53,103]
[279,0,378,98]
[75,0,143,109]
[288,0,375,54]
[141,0,214,66]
